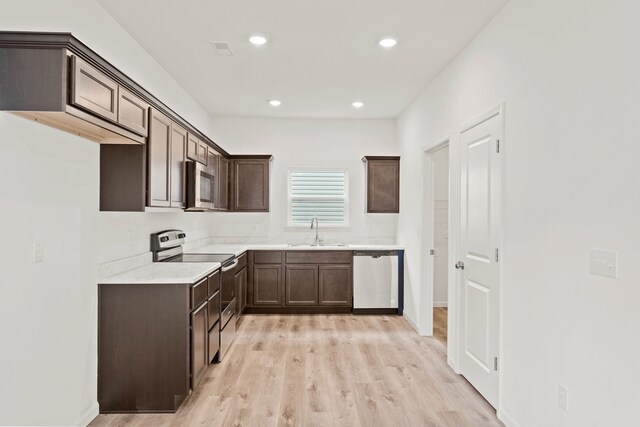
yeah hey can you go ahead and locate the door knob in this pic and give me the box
[455,261,465,270]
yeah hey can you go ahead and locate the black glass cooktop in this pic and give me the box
[164,253,235,265]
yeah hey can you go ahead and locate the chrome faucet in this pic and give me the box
[310,216,319,245]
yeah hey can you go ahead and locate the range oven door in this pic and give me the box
[186,161,216,211]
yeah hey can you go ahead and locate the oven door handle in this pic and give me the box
[221,259,239,272]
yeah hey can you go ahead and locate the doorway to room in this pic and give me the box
[431,145,449,346]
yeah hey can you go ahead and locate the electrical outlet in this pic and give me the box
[558,384,568,411]
[127,230,134,246]
[253,224,259,231]
[33,240,44,263]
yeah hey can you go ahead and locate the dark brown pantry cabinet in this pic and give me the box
[363,156,400,213]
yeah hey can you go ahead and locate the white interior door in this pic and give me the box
[458,110,501,408]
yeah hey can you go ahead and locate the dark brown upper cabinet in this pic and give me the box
[231,157,271,212]
[148,109,186,208]
[363,156,400,213]
[70,55,119,122]
[218,157,230,211]
[117,87,150,136]
[187,133,209,166]
[148,110,172,207]
[170,123,187,208]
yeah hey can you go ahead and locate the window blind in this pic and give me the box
[289,170,347,225]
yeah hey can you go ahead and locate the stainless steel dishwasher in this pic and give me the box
[353,250,399,314]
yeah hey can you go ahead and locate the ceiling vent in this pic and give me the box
[210,41,234,56]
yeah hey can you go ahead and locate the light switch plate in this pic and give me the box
[590,249,617,279]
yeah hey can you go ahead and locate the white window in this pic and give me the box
[287,169,349,227]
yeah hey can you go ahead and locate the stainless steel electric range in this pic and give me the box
[150,229,238,361]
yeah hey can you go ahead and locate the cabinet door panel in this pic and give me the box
[367,159,400,213]
[70,56,118,122]
[285,265,318,306]
[170,124,187,208]
[198,141,209,165]
[187,133,199,161]
[117,87,149,136]
[253,264,282,306]
[190,302,208,389]
[232,159,269,211]
[319,265,352,306]
[218,157,229,211]
[148,110,171,207]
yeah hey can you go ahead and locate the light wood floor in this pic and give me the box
[91,314,501,427]
[433,307,448,345]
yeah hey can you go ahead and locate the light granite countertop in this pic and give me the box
[99,261,221,285]
[189,243,404,257]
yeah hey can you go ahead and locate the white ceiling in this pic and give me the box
[98,0,508,119]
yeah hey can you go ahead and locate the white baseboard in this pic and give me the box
[76,402,99,427]
[403,311,419,333]
[497,408,520,427]
[433,301,448,308]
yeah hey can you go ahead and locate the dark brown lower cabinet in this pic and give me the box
[98,269,222,414]
[286,265,319,305]
[190,301,208,389]
[98,283,190,413]
[246,251,352,312]
[319,265,352,306]
[253,264,282,305]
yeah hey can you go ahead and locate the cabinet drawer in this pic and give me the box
[191,277,208,310]
[285,251,352,264]
[117,87,149,136]
[208,321,220,364]
[208,290,220,330]
[221,298,236,328]
[70,55,118,122]
[254,251,282,264]
[208,269,221,297]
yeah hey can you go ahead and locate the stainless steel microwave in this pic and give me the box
[186,161,215,211]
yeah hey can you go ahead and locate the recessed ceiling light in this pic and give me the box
[352,101,364,109]
[249,35,268,46]
[269,99,282,107]
[378,38,397,48]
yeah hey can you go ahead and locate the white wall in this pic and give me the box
[208,117,398,244]
[0,0,221,424]
[396,0,640,425]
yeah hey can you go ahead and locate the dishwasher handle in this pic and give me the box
[353,250,398,257]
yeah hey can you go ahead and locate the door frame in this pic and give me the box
[419,102,506,399]
[420,136,459,371]
[458,102,506,410]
